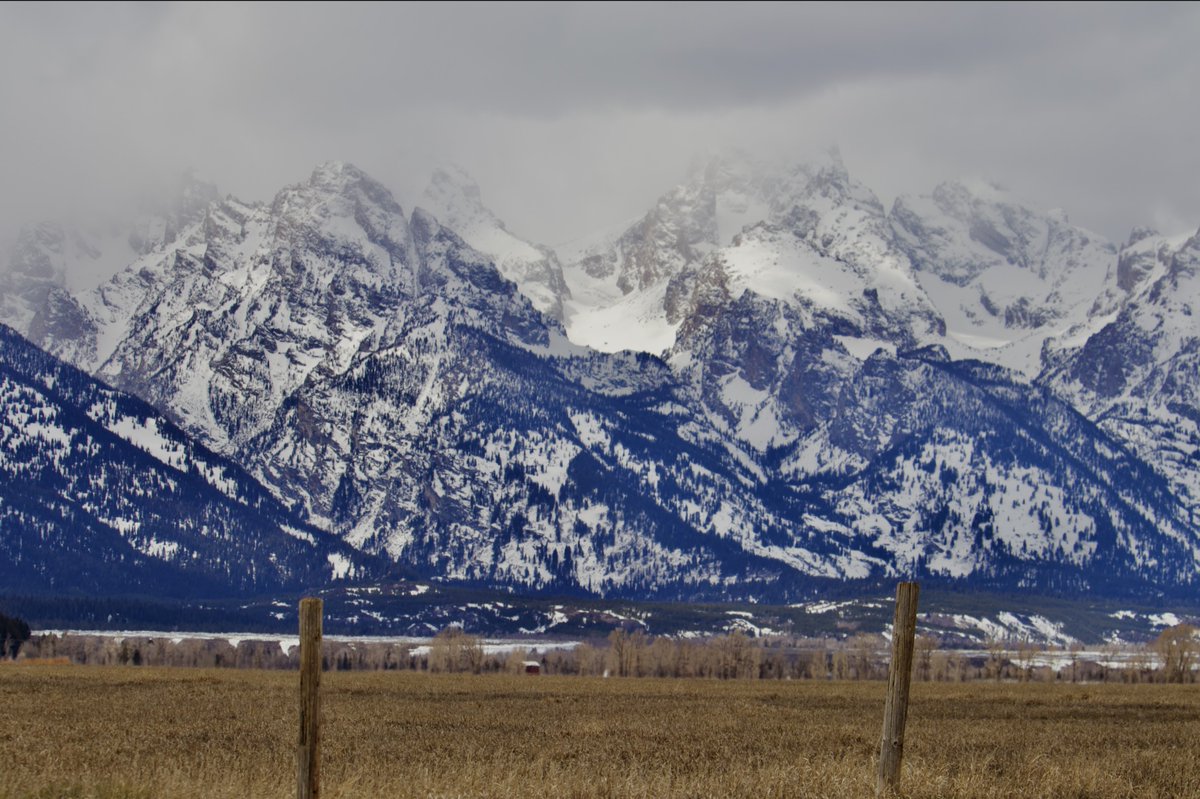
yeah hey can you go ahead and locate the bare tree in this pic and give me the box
[574,643,606,676]
[1126,645,1151,684]
[914,635,938,682]
[1015,637,1041,683]
[1155,624,1198,684]
[831,649,851,681]
[850,633,880,680]
[429,626,484,673]
[607,628,645,677]
[985,637,1007,682]
[807,649,828,680]
[1099,641,1123,683]
[1067,641,1085,684]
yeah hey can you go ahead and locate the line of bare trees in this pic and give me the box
[14,623,1198,684]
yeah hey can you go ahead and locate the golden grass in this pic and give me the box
[1,666,1198,798]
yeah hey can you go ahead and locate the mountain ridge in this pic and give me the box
[1,157,1197,603]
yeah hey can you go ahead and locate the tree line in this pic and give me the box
[14,623,1199,684]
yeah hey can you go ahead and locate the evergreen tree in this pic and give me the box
[1,611,32,659]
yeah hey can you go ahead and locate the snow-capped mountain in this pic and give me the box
[0,322,377,597]
[1043,228,1200,519]
[892,179,1119,376]
[0,174,218,333]
[783,348,1197,591]
[556,152,765,354]
[554,151,945,357]
[421,165,570,321]
[538,155,1198,526]
[1,157,1197,602]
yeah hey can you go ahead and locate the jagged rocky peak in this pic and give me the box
[422,164,490,226]
[1085,226,1198,320]
[560,147,936,355]
[673,149,931,326]
[0,225,64,336]
[404,202,554,348]
[0,168,228,340]
[1113,226,1173,295]
[1124,225,1160,248]
[306,159,380,192]
[6,222,77,281]
[0,222,105,335]
[620,147,892,291]
[269,161,415,280]
[408,205,442,250]
[775,146,882,215]
[891,178,1115,286]
[889,178,1119,375]
[420,164,570,320]
[1166,227,1200,278]
[128,170,221,255]
[286,160,407,224]
[597,149,780,295]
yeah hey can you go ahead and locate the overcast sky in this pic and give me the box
[1,2,1198,251]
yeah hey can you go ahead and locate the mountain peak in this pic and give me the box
[1124,226,1160,249]
[172,168,219,204]
[427,164,483,201]
[272,160,408,230]
[307,160,377,192]
[685,148,759,185]
[421,164,496,230]
[929,178,1011,212]
[408,206,441,250]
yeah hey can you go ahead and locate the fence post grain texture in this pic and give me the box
[877,582,919,796]
[298,597,323,799]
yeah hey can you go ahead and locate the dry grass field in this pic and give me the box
[1,665,1198,798]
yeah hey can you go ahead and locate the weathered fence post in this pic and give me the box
[877,581,919,797]
[298,597,323,799]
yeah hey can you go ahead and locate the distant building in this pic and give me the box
[523,660,542,675]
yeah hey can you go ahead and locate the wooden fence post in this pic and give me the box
[877,581,919,796]
[298,597,323,799]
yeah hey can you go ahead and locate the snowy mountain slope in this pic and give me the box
[1042,228,1200,517]
[659,156,944,455]
[0,323,378,597]
[558,153,760,353]
[559,150,945,356]
[0,174,219,338]
[0,164,823,598]
[779,350,1199,593]
[14,163,418,453]
[420,166,570,320]
[890,180,1119,376]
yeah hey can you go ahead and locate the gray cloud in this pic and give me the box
[1,2,1198,258]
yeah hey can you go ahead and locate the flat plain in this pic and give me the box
[1,665,1197,798]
